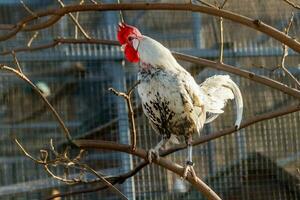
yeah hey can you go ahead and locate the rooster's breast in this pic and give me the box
[137,67,202,137]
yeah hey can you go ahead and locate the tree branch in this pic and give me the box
[2,2,298,200]
[74,140,222,200]
[20,0,37,17]
[27,31,39,47]
[173,52,300,99]
[218,16,224,63]
[0,65,74,144]
[108,80,141,151]
[56,0,91,40]
[1,38,299,99]
[74,103,300,197]
[277,12,300,88]
[16,138,129,200]
[217,0,228,63]
[0,3,299,53]
[283,0,300,9]
[50,102,300,199]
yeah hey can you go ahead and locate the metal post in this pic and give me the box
[205,124,216,176]
[192,12,202,49]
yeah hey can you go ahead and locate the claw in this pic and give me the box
[182,161,197,180]
[147,148,159,163]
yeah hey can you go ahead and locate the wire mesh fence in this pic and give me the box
[0,0,299,199]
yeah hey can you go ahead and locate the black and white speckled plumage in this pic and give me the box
[136,36,243,143]
[122,32,243,178]
[138,63,206,141]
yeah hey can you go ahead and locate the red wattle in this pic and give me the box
[124,45,139,63]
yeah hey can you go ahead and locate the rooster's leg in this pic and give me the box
[183,136,197,179]
[147,136,168,163]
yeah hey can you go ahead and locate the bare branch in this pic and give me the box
[117,0,125,23]
[195,0,217,8]
[283,0,300,9]
[108,80,141,151]
[218,17,224,63]
[281,67,300,88]
[277,13,300,88]
[0,4,300,53]
[0,65,74,144]
[90,0,99,4]
[173,52,300,99]
[220,0,228,9]
[78,163,128,200]
[74,0,85,39]
[11,51,23,73]
[218,0,228,63]
[15,139,44,164]
[73,103,299,193]
[42,102,300,200]
[1,38,299,98]
[17,136,128,199]
[56,0,91,40]
[27,31,39,47]
[3,3,299,200]
[75,140,222,200]
[20,0,37,17]
[44,164,82,185]
[74,103,300,199]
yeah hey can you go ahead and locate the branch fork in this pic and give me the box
[108,80,140,152]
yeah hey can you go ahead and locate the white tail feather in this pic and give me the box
[226,78,243,128]
[200,75,243,128]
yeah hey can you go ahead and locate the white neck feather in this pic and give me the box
[137,36,180,70]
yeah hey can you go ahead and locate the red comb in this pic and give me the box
[117,23,141,44]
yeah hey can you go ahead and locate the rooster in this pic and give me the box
[117,23,243,178]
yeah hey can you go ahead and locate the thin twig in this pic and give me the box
[56,0,91,40]
[278,12,300,88]
[220,0,228,9]
[20,0,37,17]
[15,139,44,164]
[219,17,224,63]
[46,184,117,200]
[90,0,98,4]
[17,137,128,199]
[117,0,125,23]
[195,0,217,8]
[282,67,300,88]
[16,141,81,184]
[11,51,23,73]
[173,52,300,99]
[74,0,85,39]
[283,0,300,9]
[74,12,79,39]
[108,80,141,151]
[0,65,74,144]
[27,31,39,47]
[6,82,78,124]
[44,164,82,184]
[218,0,228,63]
[79,163,128,200]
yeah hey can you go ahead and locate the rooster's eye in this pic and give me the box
[128,36,134,41]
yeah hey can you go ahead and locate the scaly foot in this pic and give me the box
[147,148,160,163]
[182,161,197,180]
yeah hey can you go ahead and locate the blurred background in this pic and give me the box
[0,0,299,199]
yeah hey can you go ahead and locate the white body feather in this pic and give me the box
[136,36,243,139]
